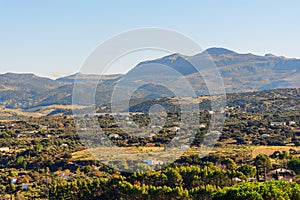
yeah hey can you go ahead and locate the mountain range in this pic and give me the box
[0,47,299,110]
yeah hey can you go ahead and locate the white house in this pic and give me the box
[109,134,120,139]
[232,177,242,183]
[260,134,270,139]
[0,147,9,152]
[179,145,189,149]
[270,122,286,126]
[199,124,206,129]
[143,159,164,166]
[151,125,162,129]
[289,121,297,126]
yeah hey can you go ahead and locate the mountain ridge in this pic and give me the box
[0,47,299,109]
[1,47,299,79]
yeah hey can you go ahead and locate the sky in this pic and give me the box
[0,0,300,78]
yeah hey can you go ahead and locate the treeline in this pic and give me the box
[49,155,300,199]
[50,177,300,200]
[49,164,245,200]
[214,181,300,200]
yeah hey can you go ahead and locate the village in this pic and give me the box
[0,100,299,199]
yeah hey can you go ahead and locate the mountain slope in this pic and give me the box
[0,48,299,109]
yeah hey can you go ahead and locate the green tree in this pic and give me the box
[221,158,237,171]
[288,158,300,174]
[254,154,271,181]
[237,164,256,178]
[164,168,183,187]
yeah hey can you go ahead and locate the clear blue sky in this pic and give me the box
[0,0,300,78]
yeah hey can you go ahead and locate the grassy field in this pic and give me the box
[72,145,300,164]
[251,146,300,158]
[25,104,87,115]
[0,104,88,119]
[0,107,43,118]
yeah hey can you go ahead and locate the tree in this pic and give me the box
[221,158,237,171]
[164,168,183,188]
[254,154,271,181]
[16,156,24,165]
[23,160,28,170]
[213,181,300,200]
[237,165,256,178]
[288,158,300,174]
[6,183,16,199]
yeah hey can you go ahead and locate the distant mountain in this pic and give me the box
[0,72,119,109]
[56,72,121,83]
[0,48,299,109]
[204,47,237,55]
[202,47,300,91]
[0,72,59,90]
[0,73,63,108]
[155,47,300,91]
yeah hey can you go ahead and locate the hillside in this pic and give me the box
[0,48,299,110]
